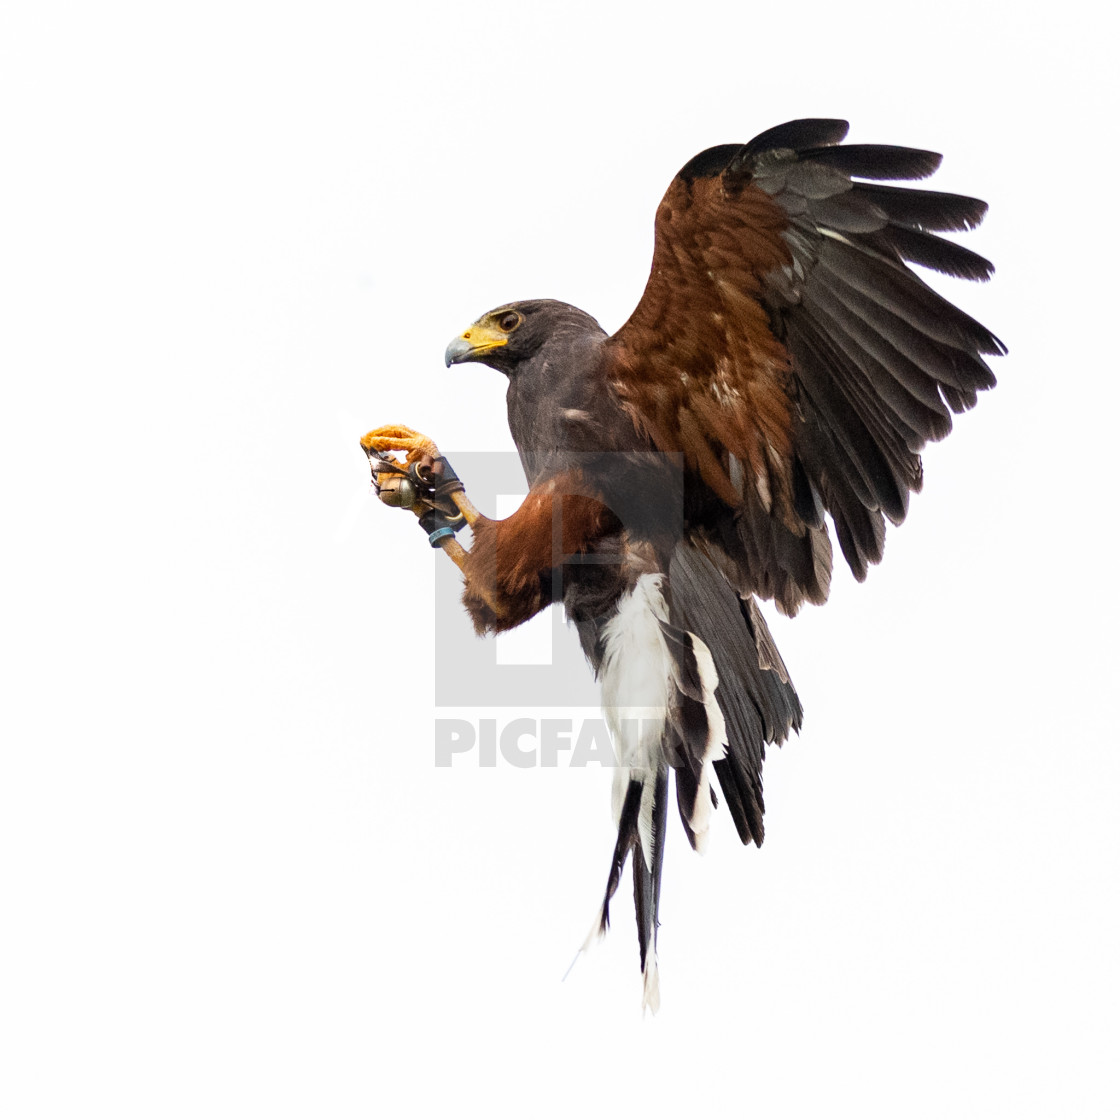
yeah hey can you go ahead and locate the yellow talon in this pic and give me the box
[360,422,487,577]
[360,423,441,466]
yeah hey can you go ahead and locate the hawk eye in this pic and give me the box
[497,311,521,332]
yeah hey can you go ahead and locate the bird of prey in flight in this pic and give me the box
[364,118,1003,1012]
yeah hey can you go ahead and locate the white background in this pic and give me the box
[3,2,1117,1117]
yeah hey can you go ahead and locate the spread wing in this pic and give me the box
[604,118,1005,615]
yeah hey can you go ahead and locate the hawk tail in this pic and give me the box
[585,572,729,1011]
[583,768,670,1014]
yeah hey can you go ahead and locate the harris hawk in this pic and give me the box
[368,118,1003,1011]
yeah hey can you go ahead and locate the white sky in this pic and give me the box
[3,2,1118,1117]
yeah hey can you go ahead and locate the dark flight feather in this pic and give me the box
[742,118,850,158]
[799,143,943,181]
[876,226,996,281]
[851,183,988,231]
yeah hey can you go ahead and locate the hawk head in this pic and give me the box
[444,299,605,376]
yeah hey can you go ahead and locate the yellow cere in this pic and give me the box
[459,320,510,353]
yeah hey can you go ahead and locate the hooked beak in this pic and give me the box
[444,322,509,367]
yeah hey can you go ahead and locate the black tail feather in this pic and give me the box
[593,770,669,1012]
[669,547,803,848]
[633,770,669,985]
[598,779,644,934]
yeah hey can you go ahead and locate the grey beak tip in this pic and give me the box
[444,337,472,367]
